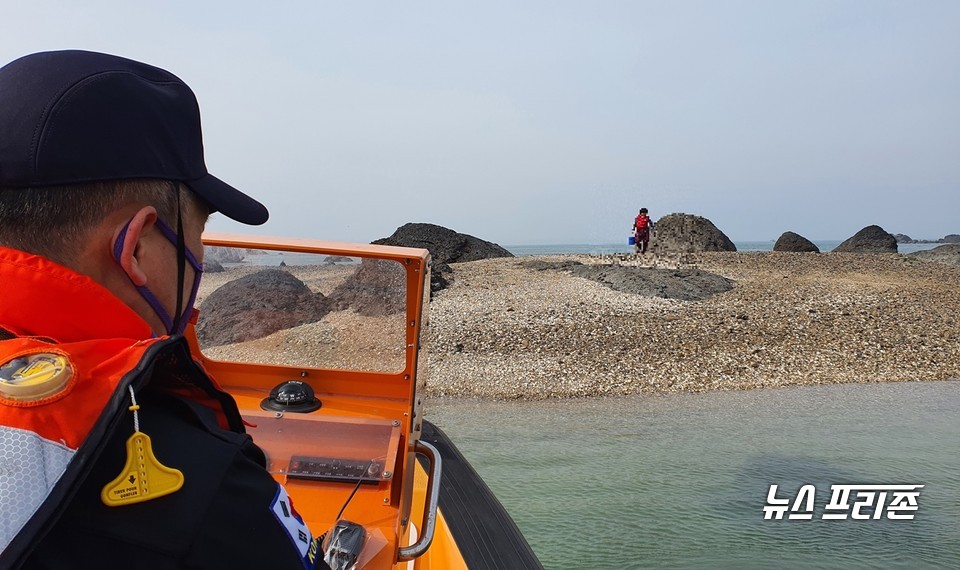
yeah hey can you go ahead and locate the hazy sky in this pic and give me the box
[3,1,958,245]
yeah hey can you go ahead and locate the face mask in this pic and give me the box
[113,217,203,336]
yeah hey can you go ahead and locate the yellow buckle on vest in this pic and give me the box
[101,431,184,507]
[101,386,184,506]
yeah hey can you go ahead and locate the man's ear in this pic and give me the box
[115,206,158,287]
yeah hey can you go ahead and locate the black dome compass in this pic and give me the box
[260,380,322,413]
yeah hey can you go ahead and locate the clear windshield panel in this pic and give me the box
[196,245,407,373]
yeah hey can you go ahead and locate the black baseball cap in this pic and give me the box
[0,50,268,225]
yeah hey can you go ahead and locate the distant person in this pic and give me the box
[632,208,654,254]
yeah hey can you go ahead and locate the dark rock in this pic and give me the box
[429,264,450,292]
[833,225,898,253]
[197,269,328,346]
[773,231,820,253]
[323,255,353,265]
[204,259,225,273]
[204,246,244,263]
[327,259,407,316]
[941,234,960,244]
[373,223,514,293]
[522,260,734,301]
[895,234,938,244]
[651,213,736,254]
[908,244,960,266]
[374,222,513,264]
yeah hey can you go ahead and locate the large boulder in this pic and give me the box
[908,244,960,266]
[833,225,898,253]
[374,222,513,264]
[651,213,736,254]
[373,223,514,293]
[197,269,329,346]
[773,231,819,253]
[327,258,407,316]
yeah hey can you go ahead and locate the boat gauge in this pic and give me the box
[260,380,322,413]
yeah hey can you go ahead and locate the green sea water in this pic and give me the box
[426,381,960,569]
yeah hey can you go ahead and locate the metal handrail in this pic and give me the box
[397,440,442,561]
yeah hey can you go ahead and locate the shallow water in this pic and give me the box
[426,381,960,569]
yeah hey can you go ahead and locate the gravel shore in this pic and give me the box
[426,252,960,399]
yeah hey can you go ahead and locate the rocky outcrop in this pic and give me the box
[327,258,407,316]
[942,234,960,244]
[773,231,820,253]
[204,246,244,264]
[895,234,939,244]
[650,213,736,254]
[197,269,329,346]
[204,259,225,273]
[374,223,513,264]
[833,225,898,253]
[908,244,960,266]
[373,223,514,293]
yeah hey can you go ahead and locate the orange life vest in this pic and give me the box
[0,247,242,564]
[1,334,156,553]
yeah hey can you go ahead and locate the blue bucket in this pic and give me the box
[628,236,636,246]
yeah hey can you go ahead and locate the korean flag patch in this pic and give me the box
[270,483,314,566]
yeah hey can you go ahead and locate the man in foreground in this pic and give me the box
[0,50,328,569]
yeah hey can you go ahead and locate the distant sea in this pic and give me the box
[505,241,943,256]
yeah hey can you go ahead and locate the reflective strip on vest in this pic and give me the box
[0,425,74,552]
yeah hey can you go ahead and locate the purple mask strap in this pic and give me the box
[155,218,203,335]
[154,219,203,273]
[113,220,176,333]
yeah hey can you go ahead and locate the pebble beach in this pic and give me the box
[426,252,960,399]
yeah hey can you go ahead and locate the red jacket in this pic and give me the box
[634,214,651,232]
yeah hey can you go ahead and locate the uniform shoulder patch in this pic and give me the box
[269,483,316,567]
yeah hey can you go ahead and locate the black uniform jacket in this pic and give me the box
[12,340,330,570]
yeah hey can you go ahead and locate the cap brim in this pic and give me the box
[186,174,269,226]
